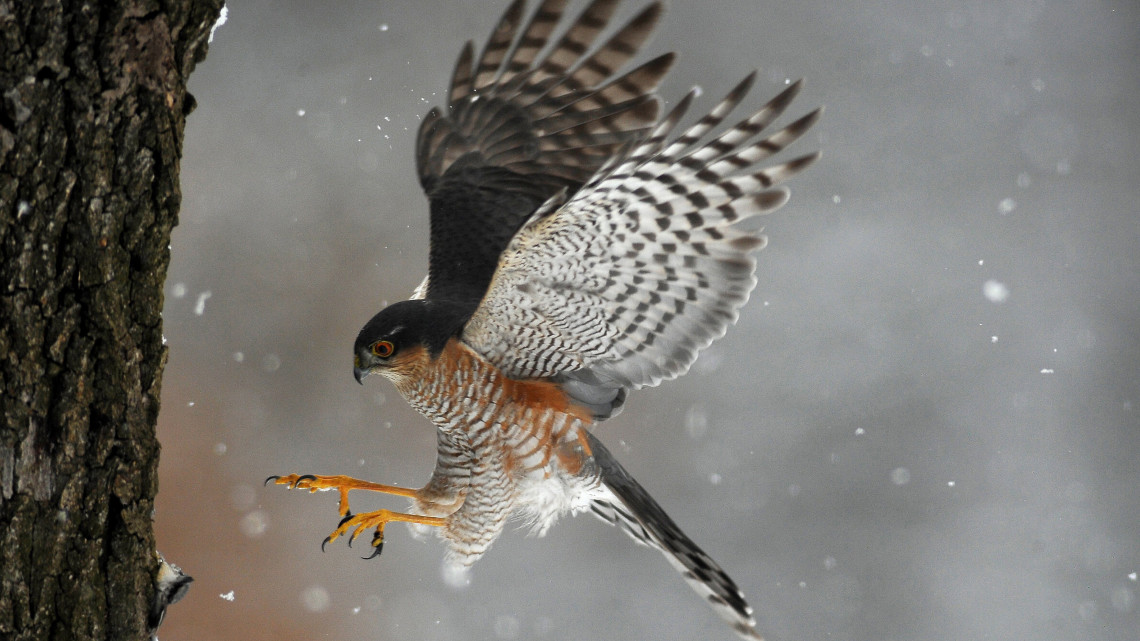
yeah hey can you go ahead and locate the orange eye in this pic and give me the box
[370,340,395,358]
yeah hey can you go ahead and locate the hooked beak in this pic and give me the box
[353,354,367,385]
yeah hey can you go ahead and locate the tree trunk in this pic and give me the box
[0,1,222,639]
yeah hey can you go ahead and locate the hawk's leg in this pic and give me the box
[327,508,446,558]
[267,474,446,557]
[267,473,421,516]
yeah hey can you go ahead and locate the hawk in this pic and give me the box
[270,1,819,638]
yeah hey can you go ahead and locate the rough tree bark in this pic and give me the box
[0,1,223,639]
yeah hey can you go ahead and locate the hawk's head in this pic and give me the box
[353,299,467,384]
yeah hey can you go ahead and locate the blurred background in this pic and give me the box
[155,1,1139,640]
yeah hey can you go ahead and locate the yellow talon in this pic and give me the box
[328,509,446,544]
[323,509,446,559]
[267,473,423,516]
[269,473,446,556]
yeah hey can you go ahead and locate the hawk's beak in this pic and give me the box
[353,355,366,385]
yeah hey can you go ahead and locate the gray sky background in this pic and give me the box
[156,1,1139,640]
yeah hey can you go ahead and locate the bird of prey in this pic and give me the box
[270,1,819,638]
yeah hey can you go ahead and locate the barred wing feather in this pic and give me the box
[416,0,676,307]
[463,75,821,390]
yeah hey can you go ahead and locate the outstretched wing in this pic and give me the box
[416,0,675,310]
[462,74,821,392]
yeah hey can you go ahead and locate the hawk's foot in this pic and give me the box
[323,508,447,559]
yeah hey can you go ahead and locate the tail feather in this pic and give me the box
[586,432,765,640]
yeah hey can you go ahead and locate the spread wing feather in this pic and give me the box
[415,0,675,307]
[462,76,821,390]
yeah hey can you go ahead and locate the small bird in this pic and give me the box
[149,552,193,640]
[270,1,819,638]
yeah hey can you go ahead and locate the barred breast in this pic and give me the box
[393,338,605,563]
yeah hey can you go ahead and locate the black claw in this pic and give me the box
[293,474,317,488]
[362,541,384,560]
[264,476,280,486]
[337,512,354,528]
[321,535,332,553]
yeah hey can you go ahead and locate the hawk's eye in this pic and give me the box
[370,340,395,358]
